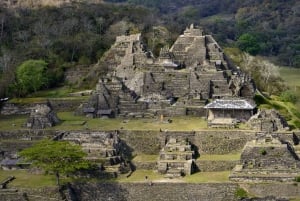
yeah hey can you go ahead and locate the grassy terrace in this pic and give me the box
[0,112,251,131]
[198,153,240,161]
[0,115,28,130]
[54,112,209,131]
[132,154,158,162]
[0,170,56,188]
[0,169,230,187]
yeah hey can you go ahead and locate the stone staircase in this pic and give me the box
[118,100,148,116]
[157,137,195,178]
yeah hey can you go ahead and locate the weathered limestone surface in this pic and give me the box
[248,109,289,132]
[230,133,300,182]
[61,131,131,174]
[157,137,195,177]
[69,183,238,201]
[119,130,161,155]
[0,98,85,115]
[197,160,239,172]
[1,183,297,201]
[0,187,61,201]
[242,183,300,199]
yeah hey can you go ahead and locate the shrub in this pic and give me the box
[254,94,269,106]
[295,176,300,182]
[260,148,267,155]
[235,187,248,199]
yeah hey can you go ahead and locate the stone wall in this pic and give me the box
[0,187,61,201]
[131,160,239,172]
[0,99,86,115]
[242,183,300,199]
[0,130,57,160]
[1,182,298,201]
[194,130,255,154]
[0,130,57,140]
[119,130,161,155]
[196,160,239,172]
[70,182,238,201]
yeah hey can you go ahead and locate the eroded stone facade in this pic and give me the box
[26,102,60,129]
[157,137,195,177]
[230,133,300,182]
[81,24,256,118]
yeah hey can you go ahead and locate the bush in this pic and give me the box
[295,176,300,182]
[235,187,248,199]
[260,148,267,155]
[254,94,269,106]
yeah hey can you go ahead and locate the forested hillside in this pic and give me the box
[108,0,300,67]
[0,0,299,98]
[0,2,170,97]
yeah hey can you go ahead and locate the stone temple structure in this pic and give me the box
[157,137,195,177]
[248,109,289,132]
[230,133,300,182]
[81,24,256,118]
[26,102,60,129]
[61,131,130,177]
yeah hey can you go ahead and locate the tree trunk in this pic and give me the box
[55,171,60,186]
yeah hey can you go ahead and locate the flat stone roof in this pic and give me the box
[204,99,256,110]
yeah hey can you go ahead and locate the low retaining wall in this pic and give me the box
[70,182,238,201]
[0,99,86,115]
[196,160,239,172]
[242,183,300,199]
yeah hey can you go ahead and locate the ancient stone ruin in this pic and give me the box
[61,131,130,176]
[26,102,60,129]
[205,98,256,128]
[80,24,256,118]
[230,133,300,182]
[248,109,289,132]
[157,137,195,178]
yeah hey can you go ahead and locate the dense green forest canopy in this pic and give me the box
[0,0,299,98]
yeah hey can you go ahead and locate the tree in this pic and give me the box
[19,140,91,186]
[237,33,261,55]
[15,59,49,96]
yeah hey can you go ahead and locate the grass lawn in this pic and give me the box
[0,112,253,131]
[0,170,56,188]
[0,115,28,130]
[255,93,300,129]
[0,169,230,187]
[184,171,230,183]
[117,170,230,183]
[55,112,209,131]
[132,154,158,162]
[279,67,300,89]
[199,153,240,161]
[279,67,300,115]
